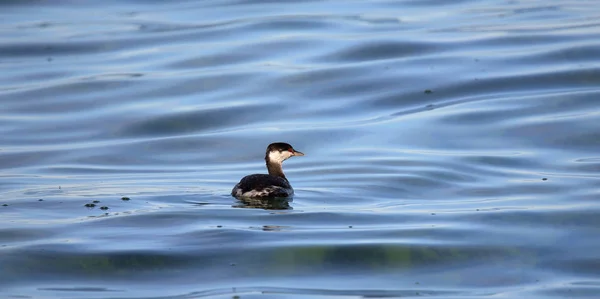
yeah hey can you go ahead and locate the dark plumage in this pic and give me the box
[231,142,304,199]
[233,174,291,197]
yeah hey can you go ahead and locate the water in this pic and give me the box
[1,0,600,298]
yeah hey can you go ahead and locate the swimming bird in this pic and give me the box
[231,142,304,198]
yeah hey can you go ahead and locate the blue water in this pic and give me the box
[2,0,600,298]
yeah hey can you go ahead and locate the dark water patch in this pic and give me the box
[304,74,412,101]
[508,42,600,66]
[1,237,537,281]
[167,50,264,70]
[115,104,270,137]
[569,157,600,175]
[0,151,58,171]
[0,227,58,244]
[434,69,600,109]
[495,208,600,230]
[239,16,350,32]
[2,79,141,111]
[437,90,600,127]
[534,283,600,298]
[2,249,191,279]
[545,257,600,278]
[315,40,438,63]
[0,41,114,58]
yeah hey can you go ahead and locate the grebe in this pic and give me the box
[231,142,304,198]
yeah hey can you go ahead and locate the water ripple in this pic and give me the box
[2,0,600,298]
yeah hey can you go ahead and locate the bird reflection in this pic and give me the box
[233,197,292,210]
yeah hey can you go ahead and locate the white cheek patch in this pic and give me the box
[268,150,293,164]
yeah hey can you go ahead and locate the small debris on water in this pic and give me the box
[38,199,43,201]
[424,89,433,94]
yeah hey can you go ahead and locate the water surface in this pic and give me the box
[1,0,600,298]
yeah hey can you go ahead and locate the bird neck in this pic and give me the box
[266,159,286,179]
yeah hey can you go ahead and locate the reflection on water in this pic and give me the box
[1,0,600,298]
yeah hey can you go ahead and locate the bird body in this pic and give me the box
[231,142,304,199]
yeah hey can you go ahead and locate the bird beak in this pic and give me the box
[292,150,304,156]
